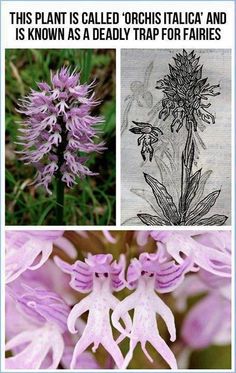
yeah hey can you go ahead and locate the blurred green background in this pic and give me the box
[5,49,116,225]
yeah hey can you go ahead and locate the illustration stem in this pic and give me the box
[180,121,194,223]
[56,177,64,225]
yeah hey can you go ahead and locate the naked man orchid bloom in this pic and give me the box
[55,253,131,369]
[5,230,231,370]
[136,231,231,277]
[5,283,70,369]
[17,67,106,194]
[112,251,193,369]
[177,231,231,349]
[5,230,68,284]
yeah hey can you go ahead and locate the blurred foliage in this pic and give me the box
[5,49,116,225]
[54,231,231,370]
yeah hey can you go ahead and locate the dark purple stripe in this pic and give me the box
[156,272,183,287]
[74,278,92,285]
[73,268,91,277]
[157,267,180,277]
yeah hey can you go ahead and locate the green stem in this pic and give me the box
[56,176,64,225]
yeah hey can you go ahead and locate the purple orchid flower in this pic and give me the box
[5,282,70,369]
[175,231,231,350]
[5,230,70,283]
[112,251,193,369]
[5,258,99,370]
[55,253,132,369]
[136,231,231,277]
[16,67,106,194]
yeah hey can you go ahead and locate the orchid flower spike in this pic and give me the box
[112,251,193,369]
[55,253,132,369]
[16,66,106,194]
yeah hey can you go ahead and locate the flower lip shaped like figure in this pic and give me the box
[56,254,131,369]
[5,283,70,369]
[16,66,106,194]
[112,251,193,370]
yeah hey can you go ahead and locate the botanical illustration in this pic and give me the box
[122,49,229,226]
[5,230,231,369]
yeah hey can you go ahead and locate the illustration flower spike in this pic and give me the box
[55,254,132,369]
[112,252,193,369]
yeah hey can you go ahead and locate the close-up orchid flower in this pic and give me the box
[55,253,130,369]
[112,252,193,369]
[5,229,232,370]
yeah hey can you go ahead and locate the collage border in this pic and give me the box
[0,0,235,372]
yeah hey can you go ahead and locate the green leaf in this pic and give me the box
[137,213,169,226]
[186,190,221,224]
[144,173,180,224]
[192,214,228,226]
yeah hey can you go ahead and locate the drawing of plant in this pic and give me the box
[134,50,228,226]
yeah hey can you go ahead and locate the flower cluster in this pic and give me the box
[17,67,106,193]
[156,49,220,133]
[5,230,231,370]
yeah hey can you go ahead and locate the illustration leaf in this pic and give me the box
[185,169,202,212]
[137,213,169,226]
[186,190,221,224]
[144,173,180,224]
[191,214,228,226]
[130,188,166,217]
[121,216,143,226]
[155,155,179,203]
[189,170,212,209]
[121,98,133,134]
[144,61,153,90]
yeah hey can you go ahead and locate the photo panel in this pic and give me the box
[5,49,116,226]
[5,229,231,369]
